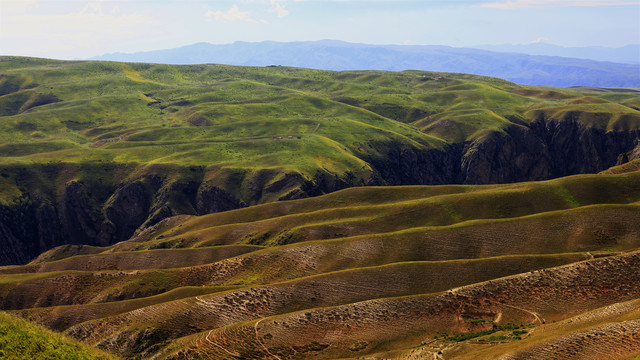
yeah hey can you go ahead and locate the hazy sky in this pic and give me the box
[2,0,639,59]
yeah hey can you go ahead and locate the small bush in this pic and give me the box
[348,341,368,351]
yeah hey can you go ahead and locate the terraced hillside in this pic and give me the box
[1,165,639,359]
[1,57,640,265]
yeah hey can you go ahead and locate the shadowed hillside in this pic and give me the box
[1,57,639,265]
[1,168,639,359]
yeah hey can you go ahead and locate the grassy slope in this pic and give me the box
[0,311,118,360]
[0,57,638,201]
[34,169,640,256]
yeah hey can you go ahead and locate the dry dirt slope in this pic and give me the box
[157,251,640,360]
[1,168,639,359]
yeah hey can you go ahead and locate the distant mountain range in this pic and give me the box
[475,43,639,65]
[91,40,640,88]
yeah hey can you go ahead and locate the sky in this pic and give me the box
[1,0,639,59]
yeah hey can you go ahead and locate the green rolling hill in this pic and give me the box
[0,57,639,359]
[0,311,119,360]
[0,57,639,265]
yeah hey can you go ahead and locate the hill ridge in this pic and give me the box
[90,40,640,88]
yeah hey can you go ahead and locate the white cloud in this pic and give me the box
[1,0,158,58]
[531,37,549,43]
[270,0,290,17]
[5,2,156,37]
[479,0,640,8]
[2,0,39,13]
[205,5,266,23]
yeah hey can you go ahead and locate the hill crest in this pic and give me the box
[90,40,640,88]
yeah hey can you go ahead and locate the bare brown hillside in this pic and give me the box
[1,169,638,359]
[145,251,640,359]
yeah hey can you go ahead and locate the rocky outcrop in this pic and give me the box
[359,141,462,185]
[101,181,152,244]
[617,143,640,165]
[196,184,244,214]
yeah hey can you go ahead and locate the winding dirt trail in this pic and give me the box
[503,304,544,324]
[203,329,241,358]
[254,318,282,360]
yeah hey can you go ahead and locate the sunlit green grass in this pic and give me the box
[0,311,119,359]
[1,57,637,180]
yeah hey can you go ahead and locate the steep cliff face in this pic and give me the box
[0,196,59,265]
[365,118,640,185]
[359,141,462,185]
[0,164,355,265]
[459,118,640,184]
[0,167,211,264]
